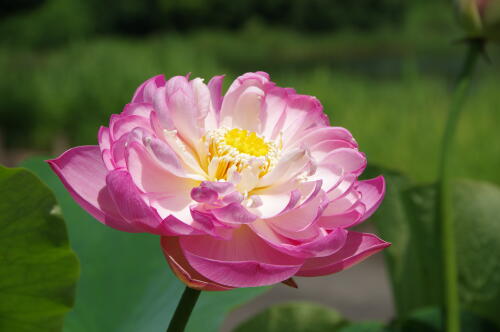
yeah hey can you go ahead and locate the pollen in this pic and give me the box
[203,127,281,181]
[224,128,269,157]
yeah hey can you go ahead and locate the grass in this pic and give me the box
[1,20,500,186]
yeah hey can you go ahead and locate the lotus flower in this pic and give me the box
[455,0,500,41]
[48,72,389,290]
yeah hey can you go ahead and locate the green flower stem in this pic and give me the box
[167,287,201,332]
[437,39,482,332]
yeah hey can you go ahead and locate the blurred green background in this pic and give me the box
[1,0,499,184]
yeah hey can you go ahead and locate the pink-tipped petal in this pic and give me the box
[208,75,224,113]
[190,78,211,122]
[219,72,271,130]
[166,78,202,145]
[212,202,258,224]
[259,147,310,187]
[269,194,324,233]
[230,85,265,132]
[310,140,356,162]
[326,174,356,201]
[250,183,299,219]
[260,86,292,139]
[180,226,304,287]
[161,237,233,291]
[125,140,196,195]
[200,181,234,194]
[323,191,362,216]
[294,228,348,257]
[109,114,151,141]
[321,148,367,176]
[204,75,225,130]
[161,215,205,236]
[145,135,187,178]
[101,149,114,170]
[310,163,343,193]
[106,170,162,232]
[98,126,111,151]
[47,146,139,232]
[357,176,386,222]
[191,186,218,203]
[122,102,154,118]
[293,126,357,149]
[251,220,348,258]
[281,94,327,145]
[131,75,165,103]
[318,203,365,229]
[296,231,390,276]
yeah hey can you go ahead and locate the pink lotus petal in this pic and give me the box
[110,135,127,168]
[281,94,327,144]
[326,174,356,201]
[161,237,233,291]
[310,163,343,193]
[208,75,224,113]
[190,78,211,122]
[310,139,356,162]
[212,202,258,224]
[106,170,163,232]
[220,72,272,130]
[321,148,367,176]
[296,231,390,276]
[269,193,325,233]
[190,208,235,239]
[98,126,111,151]
[251,220,348,258]
[293,126,357,149]
[295,228,348,257]
[318,203,366,229]
[191,186,218,203]
[122,102,154,118]
[101,149,114,170]
[131,75,165,103]
[250,184,300,219]
[145,135,187,178]
[357,176,386,222]
[271,221,321,241]
[260,86,291,139]
[47,146,139,232]
[152,86,174,131]
[295,180,324,207]
[231,85,265,132]
[110,114,151,141]
[200,181,234,195]
[161,214,205,236]
[323,190,362,216]
[125,140,196,194]
[180,226,304,287]
[259,147,310,187]
[166,78,202,146]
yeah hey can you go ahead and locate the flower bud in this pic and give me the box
[455,0,500,41]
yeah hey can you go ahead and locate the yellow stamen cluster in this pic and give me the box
[204,127,280,180]
[224,128,269,157]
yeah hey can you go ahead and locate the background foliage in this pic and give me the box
[0,166,79,332]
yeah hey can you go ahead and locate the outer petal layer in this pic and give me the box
[296,231,390,277]
[47,146,139,232]
[180,226,304,287]
[161,237,233,291]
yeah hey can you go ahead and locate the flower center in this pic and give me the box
[224,128,269,157]
[204,127,280,181]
